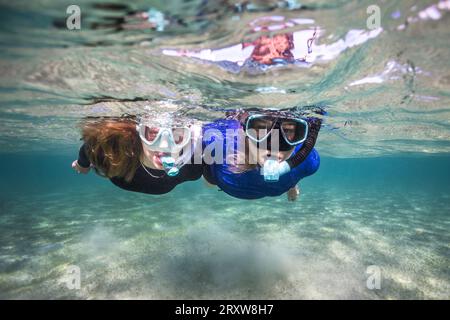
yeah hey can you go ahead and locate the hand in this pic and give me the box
[287,185,300,202]
[72,160,90,174]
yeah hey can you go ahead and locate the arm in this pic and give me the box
[287,185,300,202]
[72,143,91,174]
[202,165,217,187]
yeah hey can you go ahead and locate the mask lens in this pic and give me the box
[246,116,274,142]
[172,128,189,145]
[281,119,307,144]
[144,126,160,143]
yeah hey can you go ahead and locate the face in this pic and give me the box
[141,142,166,170]
[251,34,292,64]
[272,34,291,53]
[244,129,295,167]
[244,115,303,166]
[140,127,188,170]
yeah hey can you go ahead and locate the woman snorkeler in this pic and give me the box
[72,114,203,195]
[202,108,323,200]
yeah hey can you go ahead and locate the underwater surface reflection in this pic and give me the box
[0,0,449,299]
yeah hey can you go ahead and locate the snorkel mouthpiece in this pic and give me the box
[262,160,290,182]
[161,156,179,177]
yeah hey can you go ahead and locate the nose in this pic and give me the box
[158,131,170,149]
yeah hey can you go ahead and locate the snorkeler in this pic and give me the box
[162,20,382,74]
[162,30,315,74]
[72,115,203,195]
[202,108,322,200]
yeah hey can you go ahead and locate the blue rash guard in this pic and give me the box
[202,119,320,200]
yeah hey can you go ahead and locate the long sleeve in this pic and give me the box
[77,143,91,168]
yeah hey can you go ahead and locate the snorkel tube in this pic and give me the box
[160,155,179,176]
[162,124,201,176]
[263,117,322,182]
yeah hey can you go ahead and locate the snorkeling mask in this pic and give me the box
[243,113,309,182]
[244,114,308,149]
[137,121,192,177]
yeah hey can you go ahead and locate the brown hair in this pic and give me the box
[80,117,142,182]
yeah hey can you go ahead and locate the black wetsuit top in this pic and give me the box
[77,144,203,195]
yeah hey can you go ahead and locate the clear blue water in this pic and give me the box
[0,0,450,299]
[0,154,448,299]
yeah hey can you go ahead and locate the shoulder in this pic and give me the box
[291,148,320,176]
[203,119,241,147]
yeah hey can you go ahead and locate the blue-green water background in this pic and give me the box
[1,154,449,299]
[1,0,450,299]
